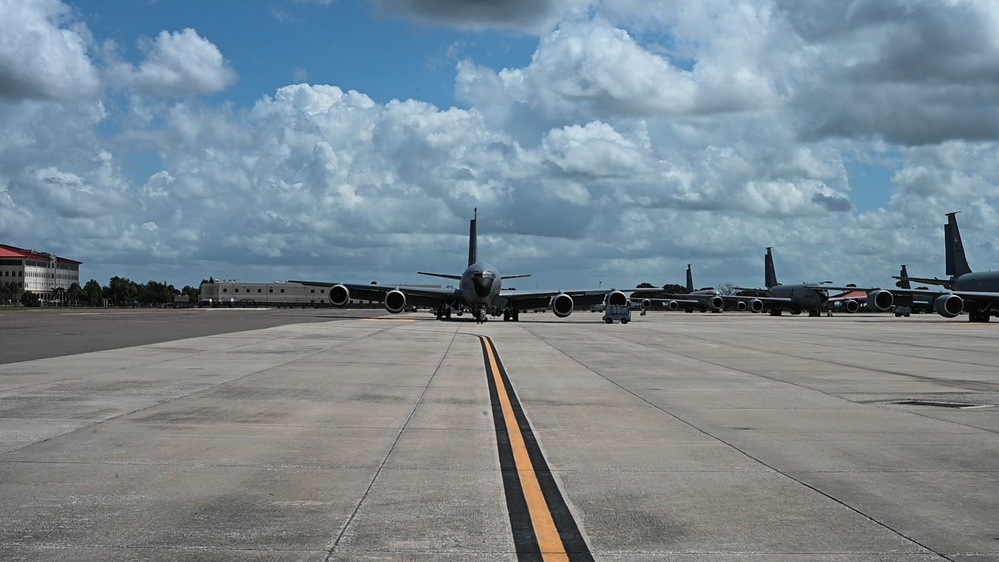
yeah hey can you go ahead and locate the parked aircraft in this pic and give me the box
[888,265,932,316]
[736,247,865,316]
[653,265,728,313]
[867,212,999,322]
[294,210,647,322]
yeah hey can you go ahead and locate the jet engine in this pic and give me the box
[551,293,574,317]
[605,290,628,307]
[841,299,860,313]
[639,298,652,310]
[707,295,725,312]
[330,284,351,307]
[384,289,407,314]
[734,300,747,312]
[664,300,679,311]
[866,289,894,313]
[933,294,963,318]
[748,298,765,313]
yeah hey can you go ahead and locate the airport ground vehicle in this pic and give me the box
[603,304,631,324]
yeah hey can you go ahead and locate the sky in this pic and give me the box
[3,0,999,292]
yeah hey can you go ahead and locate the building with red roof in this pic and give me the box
[0,244,81,305]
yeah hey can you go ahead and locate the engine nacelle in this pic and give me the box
[866,289,894,313]
[841,299,859,313]
[384,289,407,314]
[605,290,628,307]
[735,300,748,312]
[639,298,652,310]
[933,293,963,318]
[707,295,724,312]
[748,298,764,313]
[665,300,679,311]
[330,284,351,307]
[551,293,574,317]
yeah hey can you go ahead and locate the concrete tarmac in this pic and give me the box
[1,309,997,560]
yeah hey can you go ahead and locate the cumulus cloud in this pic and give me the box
[542,122,646,177]
[458,18,776,121]
[112,28,237,97]
[0,0,100,100]
[775,0,999,145]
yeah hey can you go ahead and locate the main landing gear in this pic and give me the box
[502,309,521,322]
[968,307,993,323]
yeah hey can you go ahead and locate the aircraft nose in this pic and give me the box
[472,275,493,298]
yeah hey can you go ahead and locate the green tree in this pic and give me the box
[21,290,41,307]
[181,285,199,304]
[140,280,174,305]
[84,279,103,306]
[67,282,83,305]
[108,276,138,306]
[662,283,687,294]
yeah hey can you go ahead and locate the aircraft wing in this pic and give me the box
[903,288,999,305]
[647,296,702,306]
[657,293,706,300]
[877,287,999,314]
[802,284,879,292]
[733,295,793,304]
[289,281,456,308]
[501,288,654,311]
[891,275,954,289]
[951,290,999,304]
[732,287,768,295]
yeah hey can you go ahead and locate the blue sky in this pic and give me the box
[3,0,999,292]
[79,0,540,108]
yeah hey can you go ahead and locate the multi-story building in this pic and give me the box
[0,244,82,304]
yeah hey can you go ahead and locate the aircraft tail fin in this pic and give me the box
[896,265,912,289]
[764,247,779,288]
[685,264,694,293]
[467,208,478,267]
[944,212,972,277]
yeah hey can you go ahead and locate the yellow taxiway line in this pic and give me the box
[481,336,570,561]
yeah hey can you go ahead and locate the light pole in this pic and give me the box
[599,281,602,290]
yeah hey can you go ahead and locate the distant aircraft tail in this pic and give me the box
[896,265,912,289]
[764,247,779,288]
[685,264,694,293]
[468,208,478,267]
[944,212,972,277]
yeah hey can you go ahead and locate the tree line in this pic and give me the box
[10,277,200,307]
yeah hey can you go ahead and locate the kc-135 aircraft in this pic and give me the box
[653,264,728,313]
[867,212,999,322]
[294,210,647,322]
[736,247,867,316]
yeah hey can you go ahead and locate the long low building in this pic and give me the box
[198,280,335,307]
[198,279,444,308]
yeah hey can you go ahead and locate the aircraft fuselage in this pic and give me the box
[953,271,999,292]
[770,284,828,310]
[460,262,502,312]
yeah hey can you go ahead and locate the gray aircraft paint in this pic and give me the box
[752,247,830,316]
[872,212,999,322]
[651,264,725,312]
